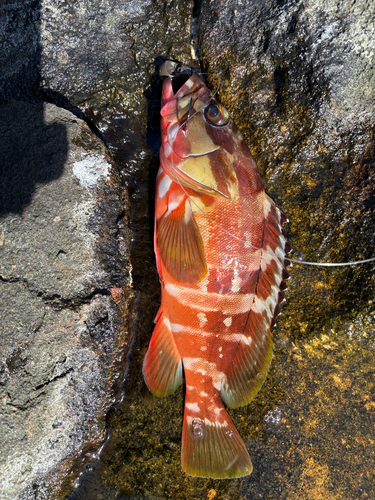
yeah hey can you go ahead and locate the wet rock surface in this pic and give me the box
[0,101,131,499]
[99,1,374,499]
[40,0,194,109]
[1,0,194,497]
[1,0,374,498]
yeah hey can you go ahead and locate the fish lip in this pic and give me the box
[160,61,198,97]
[161,74,208,108]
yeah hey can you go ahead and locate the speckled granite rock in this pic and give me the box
[0,0,41,101]
[0,101,131,499]
[0,0,194,106]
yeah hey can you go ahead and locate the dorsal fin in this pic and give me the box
[221,200,288,408]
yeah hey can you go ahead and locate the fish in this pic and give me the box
[143,62,290,479]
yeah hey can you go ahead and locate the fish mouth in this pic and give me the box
[172,74,192,94]
[160,60,193,78]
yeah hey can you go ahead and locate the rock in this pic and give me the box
[0,101,131,499]
[198,0,375,336]
[3,0,373,498]
[0,0,41,102]
[0,0,197,497]
[39,0,195,107]
[0,0,195,106]
[91,2,375,499]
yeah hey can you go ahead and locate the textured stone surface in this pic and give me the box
[0,0,41,101]
[1,0,374,498]
[39,0,194,107]
[95,1,375,499]
[40,0,137,102]
[0,101,131,499]
[0,0,194,106]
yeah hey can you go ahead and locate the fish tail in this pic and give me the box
[181,388,253,479]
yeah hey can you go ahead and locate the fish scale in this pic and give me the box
[143,67,289,478]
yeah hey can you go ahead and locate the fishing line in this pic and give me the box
[288,256,375,267]
[165,87,375,269]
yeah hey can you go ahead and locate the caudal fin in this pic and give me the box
[181,395,252,479]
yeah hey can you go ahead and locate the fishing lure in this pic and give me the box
[143,61,375,479]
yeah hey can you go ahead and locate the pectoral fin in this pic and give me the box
[157,197,207,284]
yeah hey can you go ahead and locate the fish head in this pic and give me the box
[160,71,242,201]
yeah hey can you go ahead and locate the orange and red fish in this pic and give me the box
[143,62,289,479]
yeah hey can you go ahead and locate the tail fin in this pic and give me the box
[181,391,252,479]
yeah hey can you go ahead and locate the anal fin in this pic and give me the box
[143,313,183,397]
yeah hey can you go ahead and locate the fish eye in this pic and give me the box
[204,102,229,127]
[208,105,220,118]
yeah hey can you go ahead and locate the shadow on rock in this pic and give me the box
[0,1,68,217]
[0,100,67,216]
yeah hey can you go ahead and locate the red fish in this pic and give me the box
[143,64,289,479]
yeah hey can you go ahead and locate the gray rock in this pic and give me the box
[0,0,41,101]
[0,0,195,106]
[0,101,131,499]
[39,0,195,105]
[0,0,198,497]
[40,0,137,102]
[199,0,375,313]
